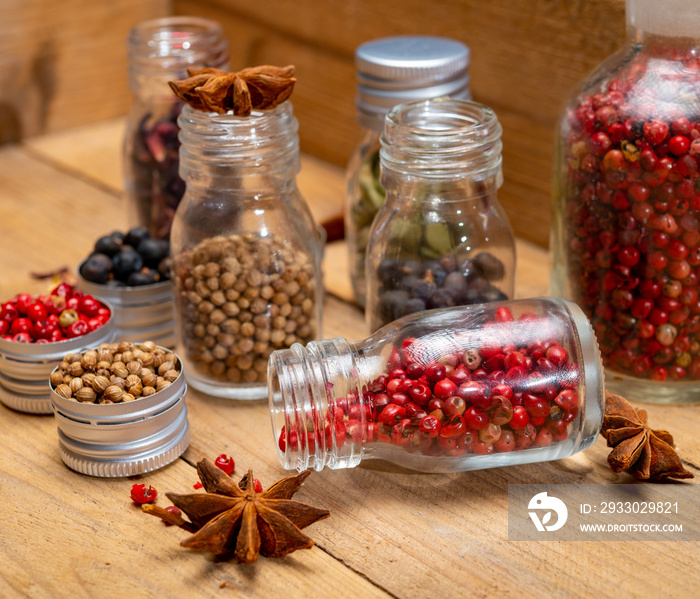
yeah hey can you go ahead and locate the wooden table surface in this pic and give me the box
[1,120,699,599]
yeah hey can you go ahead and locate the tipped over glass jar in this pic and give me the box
[268,298,604,473]
[551,0,700,403]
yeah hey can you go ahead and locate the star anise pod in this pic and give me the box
[601,392,694,481]
[145,458,329,563]
[168,65,296,116]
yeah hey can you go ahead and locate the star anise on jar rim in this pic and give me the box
[168,65,296,116]
[143,458,329,563]
[601,392,694,481]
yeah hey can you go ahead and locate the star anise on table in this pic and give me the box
[143,458,330,563]
[601,392,694,481]
[168,65,296,116]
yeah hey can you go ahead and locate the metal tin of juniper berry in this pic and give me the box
[78,266,175,347]
[0,309,117,414]
[49,349,189,478]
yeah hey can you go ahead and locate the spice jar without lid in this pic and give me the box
[366,97,516,332]
[551,0,700,403]
[346,36,471,307]
[269,297,604,473]
[171,103,323,400]
[124,16,228,240]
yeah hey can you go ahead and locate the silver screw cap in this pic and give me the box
[355,35,471,131]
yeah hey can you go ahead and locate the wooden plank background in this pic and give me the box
[0,0,169,141]
[1,0,627,246]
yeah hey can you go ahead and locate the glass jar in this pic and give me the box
[124,17,228,240]
[366,98,516,332]
[551,0,700,403]
[170,103,323,400]
[268,297,604,473]
[346,36,471,307]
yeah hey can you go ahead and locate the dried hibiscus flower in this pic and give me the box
[601,392,694,481]
[143,458,329,563]
[168,65,296,116]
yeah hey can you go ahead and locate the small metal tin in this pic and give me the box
[0,309,116,414]
[77,266,175,347]
[50,351,189,477]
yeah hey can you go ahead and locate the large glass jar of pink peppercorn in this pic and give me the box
[124,17,228,240]
[268,298,604,473]
[551,0,700,403]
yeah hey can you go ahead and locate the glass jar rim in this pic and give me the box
[380,97,503,178]
[178,102,300,176]
[127,16,229,73]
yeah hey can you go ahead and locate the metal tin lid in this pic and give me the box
[50,354,190,477]
[355,36,471,131]
[78,265,174,306]
[0,307,116,414]
[57,403,190,478]
[0,384,52,414]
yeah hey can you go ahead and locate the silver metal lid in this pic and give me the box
[355,36,471,131]
[0,307,116,414]
[51,353,190,477]
[0,384,52,414]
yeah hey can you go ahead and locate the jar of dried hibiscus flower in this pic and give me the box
[552,0,700,403]
[268,297,604,472]
[124,17,228,240]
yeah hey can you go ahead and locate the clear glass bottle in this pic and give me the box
[346,36,471,307]
[268,297,604,473]
[124,17,228,240]
[366,98,516,332]
[551,0,700,403]
[170,103,323,400]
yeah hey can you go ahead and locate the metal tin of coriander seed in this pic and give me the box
[49,348,189,477]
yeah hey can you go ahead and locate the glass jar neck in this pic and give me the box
[178,103,301,192]
[269,338,367,472]
[380,98,503,185]
[127,16,228,101]
[626,0,700,43]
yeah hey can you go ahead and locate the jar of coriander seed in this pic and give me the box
[170,102,323,400]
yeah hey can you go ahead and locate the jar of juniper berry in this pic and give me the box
[551,0,700,403]
[170,103,323,400]
[268,297,604,473]
[124,17,228,240]
[366,97,516,332]
[345,35,471,307]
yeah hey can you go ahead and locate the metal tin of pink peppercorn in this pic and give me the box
[0,307,116,415]
[49,348,189,478]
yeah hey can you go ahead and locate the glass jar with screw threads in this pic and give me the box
[170,102,323,399]
[346,36,471,307]
[268,297,604,473]
[124,16,228,240]
[366,97,516,333]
